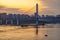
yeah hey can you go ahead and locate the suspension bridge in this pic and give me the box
[0,3,59,35]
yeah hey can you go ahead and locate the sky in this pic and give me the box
[41,0,60,15]
[0,0,60,15]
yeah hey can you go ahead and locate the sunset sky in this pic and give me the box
[0,0,60,15]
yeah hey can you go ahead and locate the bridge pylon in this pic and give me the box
[35,3,38,35]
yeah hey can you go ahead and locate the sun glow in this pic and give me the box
[0,0,45,13]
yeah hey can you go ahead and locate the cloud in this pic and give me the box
[6,8,19,11]
[0,6,5,8]
[0,6,21,14]
[0,6,6,10]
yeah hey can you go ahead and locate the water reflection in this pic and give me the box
[33,35,38,40]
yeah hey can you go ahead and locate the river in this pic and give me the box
[0,24,60,40]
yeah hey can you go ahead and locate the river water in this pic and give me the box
[0,24,60,40]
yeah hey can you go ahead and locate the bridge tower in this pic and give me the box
[35,3,38,35]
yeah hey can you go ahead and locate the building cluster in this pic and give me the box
[0,13,60,25]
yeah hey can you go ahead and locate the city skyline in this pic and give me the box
[0,13,60,25]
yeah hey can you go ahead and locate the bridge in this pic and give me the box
[0,3,59,35]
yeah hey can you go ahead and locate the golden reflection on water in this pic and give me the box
[0,25,47,40]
